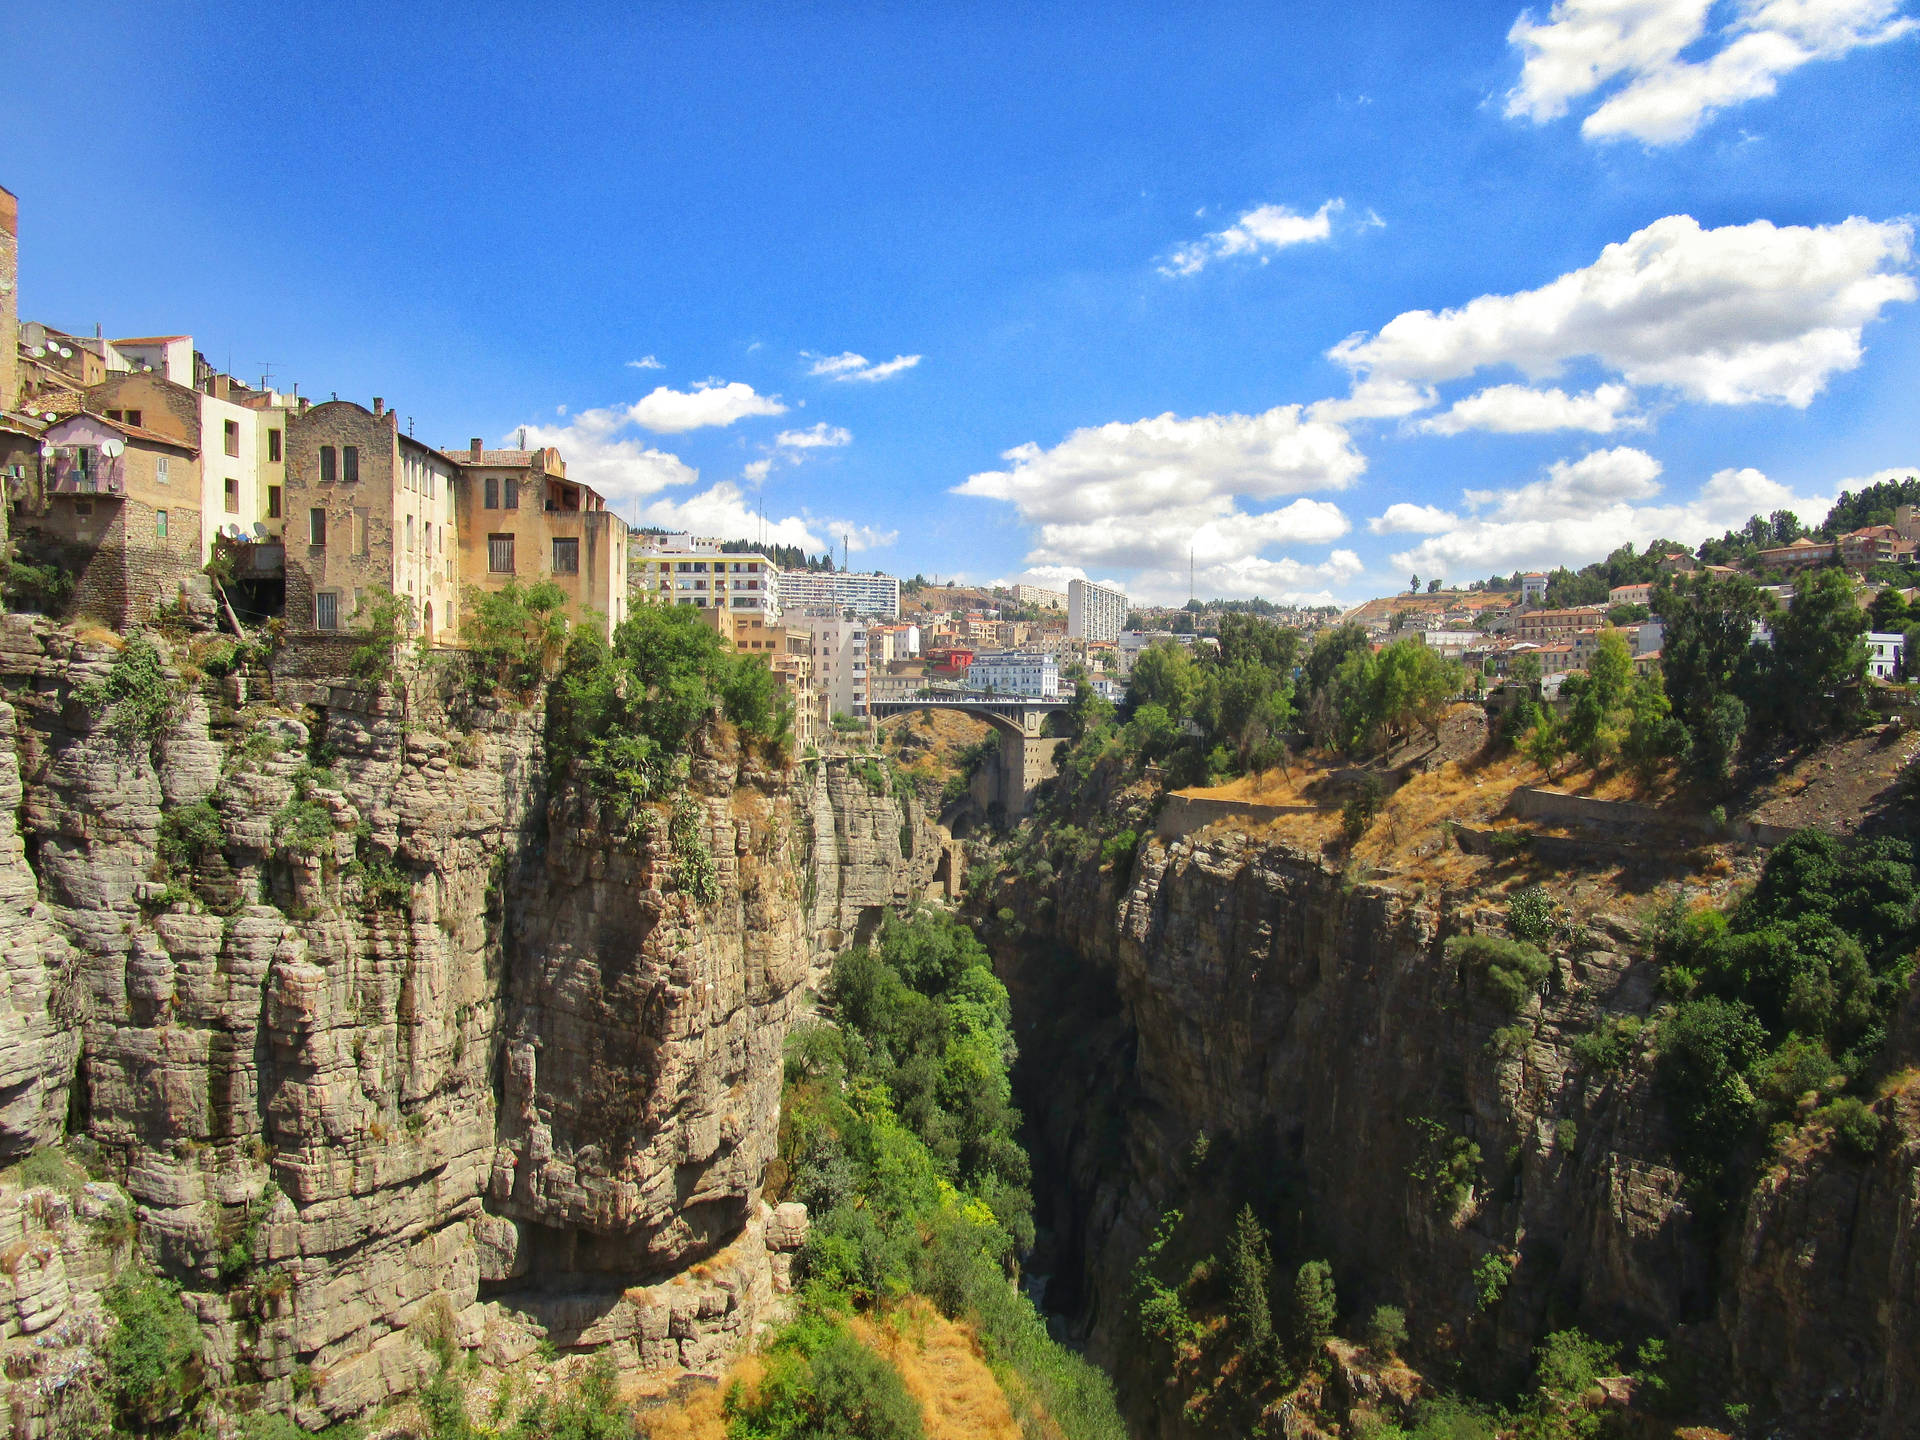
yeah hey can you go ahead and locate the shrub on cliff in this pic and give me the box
[465,578,571,693]
[1447,934,1551,1011]
[725,1314,924,1440]
[76,635,181,743]
[103,1272,204,1431]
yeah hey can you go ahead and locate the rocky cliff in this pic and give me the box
[0,619,933,1431]
[994,811,1920,1438]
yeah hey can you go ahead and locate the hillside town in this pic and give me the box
[4,180,1916,757]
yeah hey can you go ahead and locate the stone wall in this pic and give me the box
[19,497,207,630]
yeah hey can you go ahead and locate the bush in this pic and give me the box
[1366,1303,1408,1357]
[1815,1095,1882,1157]
[1471,1253,1511,1310]
[157,800,225,871]
[1447,934,1551,1012]
[347,587,415,684]
[465,578,570,692]
[725,1315,924,1440]
[102,1273,203,1430]
[1570,1015,1644,1072]
[1505,885,1556,946]
[76,636,180,742]
[1100,828,1140,872]
[4,1143,86,1196]
[1533,1327,1617,1408]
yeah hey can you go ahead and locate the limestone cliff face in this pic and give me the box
[0,618,852,1426]
[800,756,950,954]
[1000,820,1920,1439]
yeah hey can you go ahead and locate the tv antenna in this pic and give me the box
[256,361,278,392]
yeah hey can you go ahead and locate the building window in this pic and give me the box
[268,428,282,462]
[315,592,339,630]
[224,419,240,457]
[267,485,282,519]
[406,514,415,551]
[74,500,93,518]
[504,478,519,510]
[320,446,336,483]
[552,537,579,574]
[224,477,239,513]
[155,456,169,485]
[155,509,168,539]
[353,509,369,556]
[342,446,359,483]
[484,476,498,509]
[309,508,327,546]
[488,533,515,574]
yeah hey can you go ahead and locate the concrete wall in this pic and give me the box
[1155,793,1327,840]
[1504,787,1801,847]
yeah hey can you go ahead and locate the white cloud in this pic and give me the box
[1369,502,1460,535]
[804,351,924,382]
[1507,0,1917,145]
[1418,381,1644,434]
[1330,214,1915,409]
[1386,451,1836,576]
[630,380,787,433]
[626,355,664,370]
[1160,199,1344,277]
[742,458,773,483]
[1129,549,1366,607]
[957,405,1363,594]
[514,408,700,509]
[635,481,898,554]
[775,422,853,450]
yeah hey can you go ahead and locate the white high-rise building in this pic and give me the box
[630,533,780,619]
[787,609,869,719]
[1068,578,1127,643]
[777,569,900,618]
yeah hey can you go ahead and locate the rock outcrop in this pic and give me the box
[998,818,1920,1439]
[0,619,939,1430]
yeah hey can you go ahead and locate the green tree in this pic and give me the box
[1620,669,1686,784]
[103,1273,203,1432]
[1226,1205,1276,1356]
[1127,641,1202,722]
[347,586,416,683]
[1292,1259,1337,1354]
[1655,573,1774,754]
[466,578,571,690]
[1768,565,1869,737]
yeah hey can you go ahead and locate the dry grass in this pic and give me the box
[636,1357,758,1440]
[855,1301,1021,1440]
[72,623,126,653]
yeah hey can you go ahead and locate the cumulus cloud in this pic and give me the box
[1507,0,1916,145]
[1329,214,1915,409]
[775,422,853,450]
[1385,451,1836,576]
[742,458,773,483]
[630,380,787,433]
[626,355,664,370]
[1369,502,1460,535]
[514,408,700,509]
[805,351,923,382]
[1418,381,1644,434]
[956,404,1363,592]
[1160,199,1345,276]
[635,481,897,554]
[1129,549,1366,607]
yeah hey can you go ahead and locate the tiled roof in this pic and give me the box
[457,449,539,467]
[47,410,199,455]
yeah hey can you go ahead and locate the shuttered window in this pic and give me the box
[488,533,515,574]
[319,446,336,483]
[309,508,327,546]
[342,446,359,483]
[552,537,579,574]
[315,592,339,630]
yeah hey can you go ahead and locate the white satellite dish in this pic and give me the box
[29,346,44,359]
[100,440,125,459]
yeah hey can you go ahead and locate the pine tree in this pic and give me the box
[1293,1259,1337,1354]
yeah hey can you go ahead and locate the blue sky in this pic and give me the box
[6,1,1916,605]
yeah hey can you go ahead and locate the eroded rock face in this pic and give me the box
[0,620,901,1426]
[1000,822,1920,1439]
[801,756,947,956]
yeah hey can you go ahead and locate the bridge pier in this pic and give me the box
[872,698,1068,827]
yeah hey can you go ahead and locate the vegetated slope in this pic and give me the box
[980,731,1920,1440]
[751,909,1125,1440]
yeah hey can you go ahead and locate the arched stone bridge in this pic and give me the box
[868,697,1069,823]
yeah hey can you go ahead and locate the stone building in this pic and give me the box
[704,609,818,753]
[283,399,458,642]
[451,442,629,641]
[83,369,295,560]
[30,411,202,625]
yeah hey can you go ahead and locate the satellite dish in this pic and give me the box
[29,346,44,359]
[100,440,125,459]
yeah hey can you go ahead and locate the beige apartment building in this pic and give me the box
[451,442,629,641]
[283,399,459,641]
[704,608,819,752]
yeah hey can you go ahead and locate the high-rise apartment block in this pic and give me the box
[1068,577,1127,643]
[776,569,900,618]
[787,609,869,720]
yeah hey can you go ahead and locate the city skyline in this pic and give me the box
[5,1,1916,606]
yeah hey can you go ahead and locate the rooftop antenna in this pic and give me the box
[518,426,527,450]
[257,361,277,392]
[407,416,414,437]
